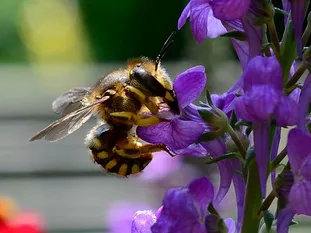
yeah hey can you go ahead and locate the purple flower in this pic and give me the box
[178,0,250,69]
[298,73,311,132]
[137,66,206,152]
[288,0,307,57]
[234,55,299,196]
[132,210,156,233]
[287,128,311,216]
[107,202,153,233]
[147,177,235,233]
[241,0,264,61]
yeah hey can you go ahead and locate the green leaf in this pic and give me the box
[263,210,274,231]
[205,152,240,165]
[220,31,247,41]
[198,110,214,123]
[280,17,297,84]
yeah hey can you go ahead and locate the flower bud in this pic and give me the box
[198,108,230,142]
[225,131,250,153]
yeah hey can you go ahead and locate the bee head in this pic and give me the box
[128,57,179,115]
[127,31,179,114]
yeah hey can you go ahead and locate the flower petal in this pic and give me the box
[301,155,311,180]
[231,159,245,232]
[235,86,279,122]
[201,139,232,203]
[211,0,250,21]
[298,74,311,132]
[151,187,206,233]
[174,66,207,108]
[188,0,212,43]
[137,119,205,151]
[173,143,207,157]
[289,0,306,57]
[223,20,249,69]
[180,104,206,124]
[242,56,283,92]
[131,210,156,233]
[188,177,214,217]
[275,95,299,126]
[205,8,227,38]
[277,207,295,233]
[287,128,311,175]
[289,181,311,215]
[241,7,263,60]
[253,121,270,196]
[224,218,236,233]
[178,2,191,30]
[107,202,152,233]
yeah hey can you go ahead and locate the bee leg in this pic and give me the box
[113,136,175,158]
[110,111,168,126]
[125,85,159,114]
[139,143,175,157]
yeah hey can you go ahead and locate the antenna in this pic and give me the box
[155,31,176,71]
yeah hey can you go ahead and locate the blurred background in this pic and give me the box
[0,0,310,232]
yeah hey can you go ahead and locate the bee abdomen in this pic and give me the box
[90,149,152,176]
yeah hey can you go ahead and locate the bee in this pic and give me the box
[30,32,179,176]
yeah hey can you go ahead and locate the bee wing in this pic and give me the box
[30,96,110,142]
[52,87,93,116]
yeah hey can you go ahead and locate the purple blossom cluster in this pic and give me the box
[108,0,311,233]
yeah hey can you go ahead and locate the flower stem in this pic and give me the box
[258,163,290,213]
[267,19,280,60]
[285,62,307,88]
[258,190,277,214]
[226,125,246,159]
[241,159,262,233]
[271,147,287,170]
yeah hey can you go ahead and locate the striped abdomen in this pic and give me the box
[90,148,152,176]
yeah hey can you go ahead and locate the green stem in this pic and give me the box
[271,148,287,170]
[285,62,307,88]
[267,19,280,60]
[241,159,262,233]
[258,190,277,214]
[227,125,246,159]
